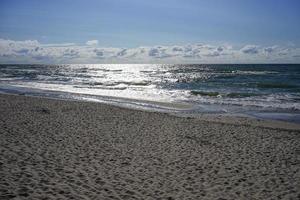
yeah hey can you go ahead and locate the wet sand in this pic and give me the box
[0,93,299,199]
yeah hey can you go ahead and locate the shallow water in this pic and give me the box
[1,64,300,122]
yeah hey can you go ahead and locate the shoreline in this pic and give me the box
[1,93,300,199]
[1,85,300,126]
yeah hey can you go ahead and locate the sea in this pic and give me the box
[1,64,300,123]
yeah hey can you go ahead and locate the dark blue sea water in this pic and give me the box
[1,64,300,122]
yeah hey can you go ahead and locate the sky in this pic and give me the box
[0,0,300,63]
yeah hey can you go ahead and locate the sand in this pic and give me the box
[0,93,299,200]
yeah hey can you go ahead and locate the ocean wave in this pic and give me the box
[85,80,151,87]
[189,92,300,111]
[226,92,261,98]
[230,70,278,75]
[190,90,261,98]
[74,85,127,90]
[190,90,220,97]
[256,83,298,89]
[84,68,123,72]
[168,70,277,84]
[36,75,73,82]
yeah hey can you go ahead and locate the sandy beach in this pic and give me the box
[0,93,299,200]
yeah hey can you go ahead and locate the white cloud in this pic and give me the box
[0,38,299,64]
[241,45,259,54]
[86,40,99,46]
[264,46,277,54]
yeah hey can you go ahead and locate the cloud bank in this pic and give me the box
[0,38,299,64]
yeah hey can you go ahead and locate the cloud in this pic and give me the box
[62,48,79,58]
[172,46,184,52]
[93,48,104,58]
[86,40,99,46]
[148,48,159,57]
[117,49,127,57]
[0,39,39,57]
[204,51,220,57]
[217,46,224,52]
[148,47,172,58]
[0,38,299,63]
[241,45,259,54]
[264,46,277,54]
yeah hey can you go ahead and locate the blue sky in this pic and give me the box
[1,0,300,47]
[0,0,300,63]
